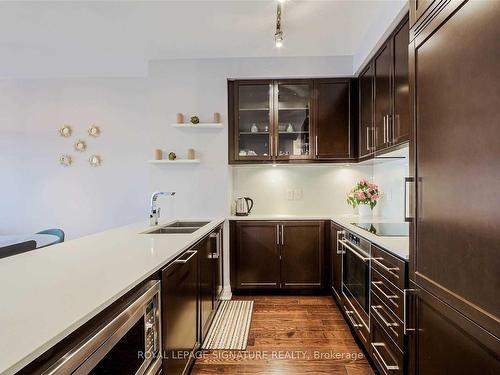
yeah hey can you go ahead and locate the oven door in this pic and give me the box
[341,240,370,328]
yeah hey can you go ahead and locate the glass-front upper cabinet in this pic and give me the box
[234,80,273,161]
[275,80,314,160]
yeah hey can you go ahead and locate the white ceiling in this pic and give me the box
[0,0,406,78]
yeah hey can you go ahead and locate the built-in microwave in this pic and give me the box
[42,280,162,375]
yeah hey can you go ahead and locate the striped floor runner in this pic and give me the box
[201,300,254,350]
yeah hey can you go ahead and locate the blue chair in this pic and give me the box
[36,228,65,246]
[0,240,37,259]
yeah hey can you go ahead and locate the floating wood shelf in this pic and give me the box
[171,123,223,129]
[148,159,200,164]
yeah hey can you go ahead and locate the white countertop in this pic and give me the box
[228,214,409,260]
[0,218,224,375]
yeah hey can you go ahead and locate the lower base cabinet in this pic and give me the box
[162,249,199,375]
[407,282,500,375]
[330,222,343,303]
[231,220,325,291]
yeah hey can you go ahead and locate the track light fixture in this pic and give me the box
[275,2,283,48]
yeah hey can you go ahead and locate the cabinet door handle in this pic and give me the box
[371,343,400,371]
[315,135,319,158]
[276,224,280,245]
[403,288,418,334]
[404,176,414,222]
[372,257,400,277]
[336,230,345,255]
[173,250,197,264]
[275,134,278,157]
[344,309,363,329]
[366,127,371,151]
[281,224,284,245]
[383,115,387,143]
[270,135,274,157]
[372,281,398,300]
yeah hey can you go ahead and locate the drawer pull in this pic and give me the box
[173,250,197,264]
[372,281,398,300]
[371,305,399,330]
[373,257,400,278]
[344,309,363,329]
[372,342,400,371]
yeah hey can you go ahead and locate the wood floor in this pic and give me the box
[192,295,375,375]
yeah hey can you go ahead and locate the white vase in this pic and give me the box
[358,204,372,219]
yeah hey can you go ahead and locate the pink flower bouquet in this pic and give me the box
[347,179,380,209]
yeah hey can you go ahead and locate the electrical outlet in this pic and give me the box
[294,188,303,200]
[287,189,294,200]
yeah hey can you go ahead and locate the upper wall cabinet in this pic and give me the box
[359,63,375,159]
[314,79,356,160]
[228,78,356,164]
[409,0,435,28]
[362,14,410,156]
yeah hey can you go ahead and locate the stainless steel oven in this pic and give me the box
[44,280,162,375]
[339,230,371,338]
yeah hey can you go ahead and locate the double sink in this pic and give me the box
[144,221,211,234]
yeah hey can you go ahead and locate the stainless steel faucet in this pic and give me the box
[150,191,176,226]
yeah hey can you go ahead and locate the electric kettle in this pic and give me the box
[235,197,254,216]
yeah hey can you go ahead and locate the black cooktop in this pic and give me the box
[350,222,409,237]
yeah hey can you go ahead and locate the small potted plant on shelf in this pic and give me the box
[347,179,380,218]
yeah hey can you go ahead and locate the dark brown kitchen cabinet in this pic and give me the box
[374,41,392,151]
[232,221,281,289]
[409,0,435,28]
[275,79,315,161]
[408,0,500,372]
[361,14,409,156]
[281,221,324,289]
[228,79,354,164]
[330,222,343,303]
[231,220,325,291]
[392,17,410,144]
[409,0,500,338]
[199,226,223,342]
[359,63,374,158]
[314,79,355,160]
[229,80,273,163]
[162,249,199,375]
[407,282,500,375]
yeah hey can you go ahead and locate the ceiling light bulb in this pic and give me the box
[277,0,286,3]
[275,31,283,48]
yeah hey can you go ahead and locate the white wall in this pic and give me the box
[0,78,150,238]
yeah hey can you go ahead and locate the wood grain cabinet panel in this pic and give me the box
[281,221,324,289]
[407,283,500,375]
[233,221,281,289]
[410,0,500,337]
[231,220,325,291]
[330,222,343,302]
[374,42,392,151]
[392,17,410,144]
[314,79,354,160]
[359,63,374,158]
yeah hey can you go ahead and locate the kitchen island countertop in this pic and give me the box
[0,218,224,375]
